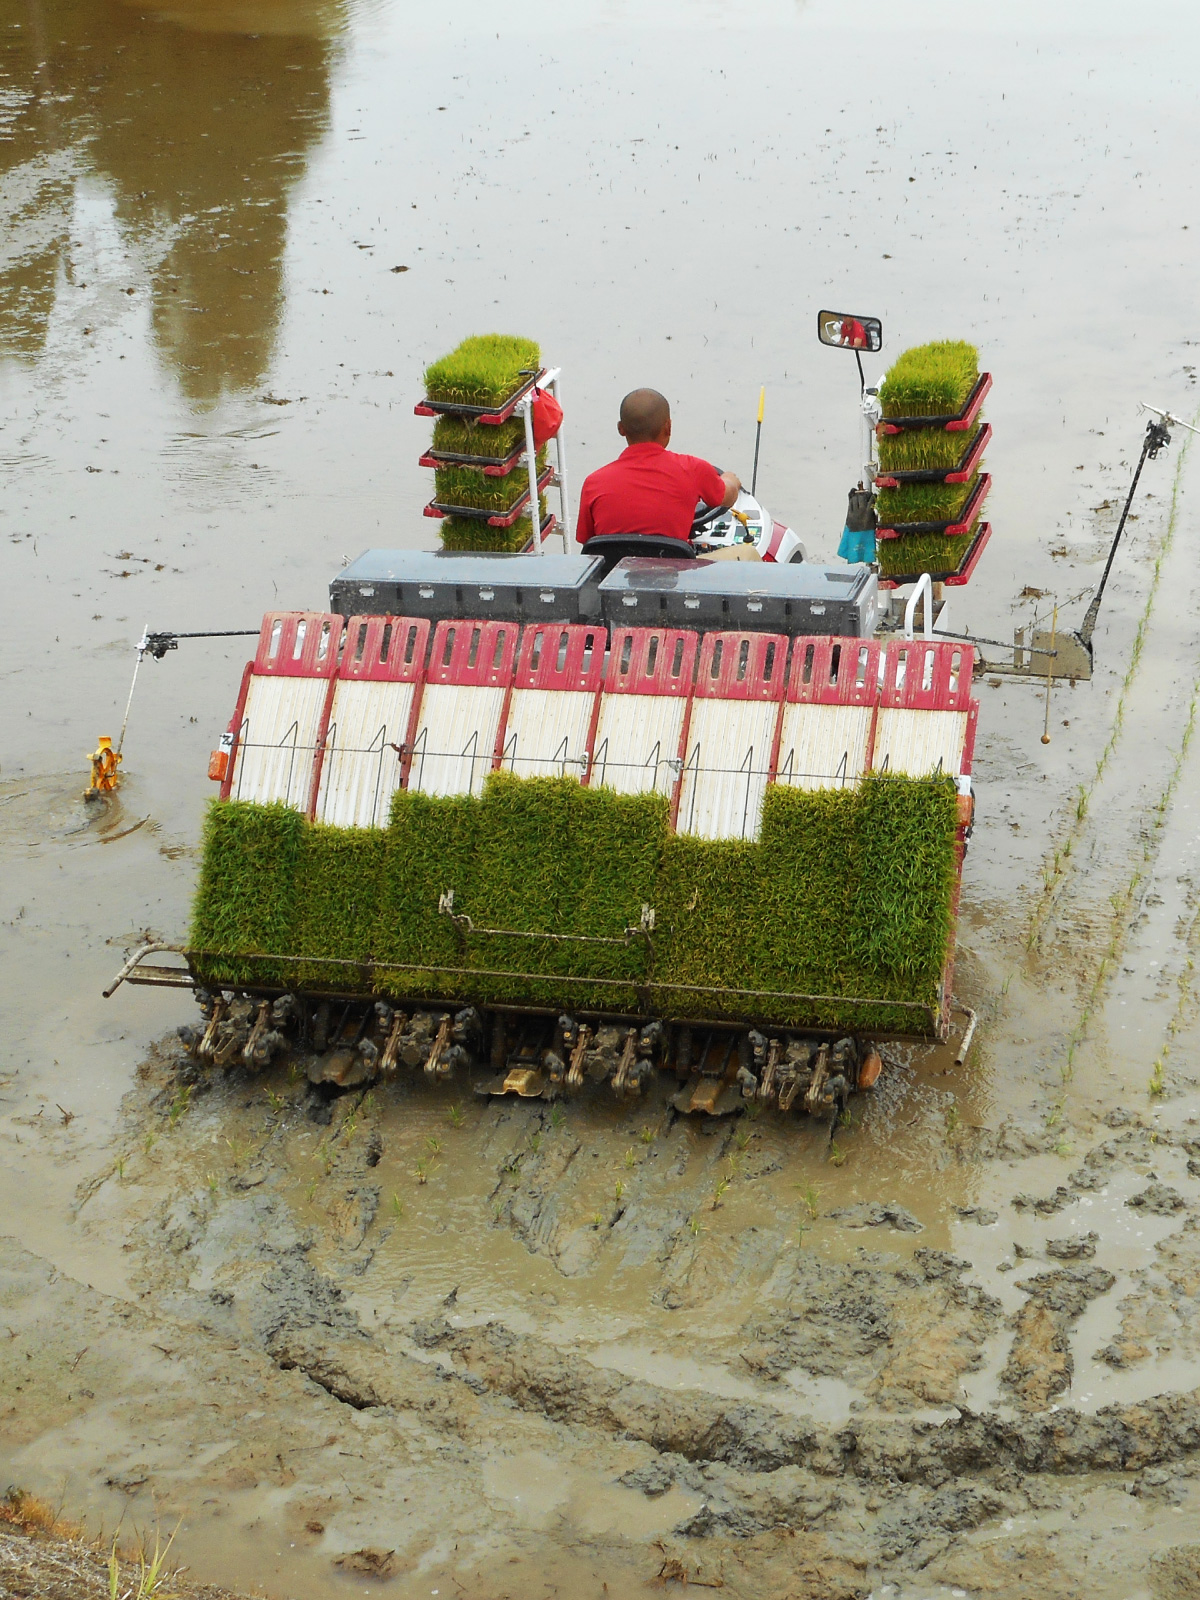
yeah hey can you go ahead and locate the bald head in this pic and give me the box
[618,388,671,445]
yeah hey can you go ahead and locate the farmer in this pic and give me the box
[576,388,740,546]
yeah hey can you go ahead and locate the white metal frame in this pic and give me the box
[904,573,934,640]
[518,366,571,553]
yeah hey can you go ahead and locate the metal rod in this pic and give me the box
[1041,605,1058,745]
[522,386,541,555]
[1079,420,1165,647]
[116,625,148,756]
[550,369,571,550]
[164,946,935,1013]
[953,1005,979,1066]
[751,386,765,497]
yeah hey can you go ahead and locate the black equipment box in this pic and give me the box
[331,550,605,625]
[597,558,880,638]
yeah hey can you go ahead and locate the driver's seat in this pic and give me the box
[579,533,696,578]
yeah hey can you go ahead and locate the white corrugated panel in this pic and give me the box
[231,675,328,808]
[408,683,507,797]
[873,708,968,777]
[775,703,873,792]
[315,680,417,828]
[502,687,595,781]
[591,695,687,797]
[677,699,781,840]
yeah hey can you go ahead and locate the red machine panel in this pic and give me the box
[786,636,883,707]
[879,639,974,711]
[695,631,788,703]
[604,628,699,697]
[514,624,606,693]
[253,612,343,678]
[338,615,430,682]
[426,619,519,687]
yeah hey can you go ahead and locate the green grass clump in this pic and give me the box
[877,423,986,475]
[879,340,978,419]
[439,501,547,553]
[424,334,540,408]
[459,773,667,1010]
[190,800,305,986]
[850,774,959,990]
[375,790,482,998]
[291,824,387,989]
[876,529,976,581]
[431,415,526,458]
[434,451,547,512]
[875,473,979,529]
[189,773,960,1035]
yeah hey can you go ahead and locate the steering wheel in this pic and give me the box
[691,500,731,534]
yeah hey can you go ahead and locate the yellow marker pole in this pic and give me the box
[751,386,765,496]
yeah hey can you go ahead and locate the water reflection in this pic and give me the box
[0,0,341,402]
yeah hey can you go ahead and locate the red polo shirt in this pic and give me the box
[576,442,726,545]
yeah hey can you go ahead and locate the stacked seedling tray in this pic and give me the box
[415,335,557,553]
[873,341,992,588]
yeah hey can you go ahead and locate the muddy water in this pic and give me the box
[7,0,1200,1595]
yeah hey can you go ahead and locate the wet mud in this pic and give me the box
[8,0,1200,1596]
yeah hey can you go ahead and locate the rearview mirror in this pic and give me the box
[817,310,882,353]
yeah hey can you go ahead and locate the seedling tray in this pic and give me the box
[415,369,545,426]
[879,372,992,435]
[419,443,528,477]
[876,473,990,539]
[424,466,554,527]
[875,424,992,488]
[878,522,992,590]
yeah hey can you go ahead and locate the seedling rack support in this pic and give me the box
[415,363,571,553]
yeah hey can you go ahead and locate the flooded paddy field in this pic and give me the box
[6,0,1200,1595]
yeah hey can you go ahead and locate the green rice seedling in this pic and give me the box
[438,502,548,554]
[423,334,540,408]
[291,824,387,993]
[624,1147,636,1168]
[875,473,979,528]
[190,799,306,988]
[639,1125,655,1144]
[116,1157,125,1180]
[265,1087,284,1114]
[434,451,547,512]
[415,1156,431,1184]
[828,1139,848,1168]
[425,1134,441,1155]
[944,1103,961,1138]
[687,1213,705,1236]
[448,1102,466,1128]
[206,1171,219,1193]
[527,1130,541,1154]
[876,423,986,475]
[549,1104,566,1130]
[306,1177,318,1201]
[168,1084,192,1127]
[391,1193,403,1218]
[143,1131,156,1156]
[799,1182,820,1220]
[614,1178,626,1202]
[734,1125,753,1152]
[876,529,975,581]
[852,775,958,1002]
[711,1177,730,1209]
[879,341,978,418]
[431,414,526,458]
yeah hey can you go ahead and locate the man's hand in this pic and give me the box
[719,470,742,510]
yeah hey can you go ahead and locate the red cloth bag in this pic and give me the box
[530,386,563,447]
